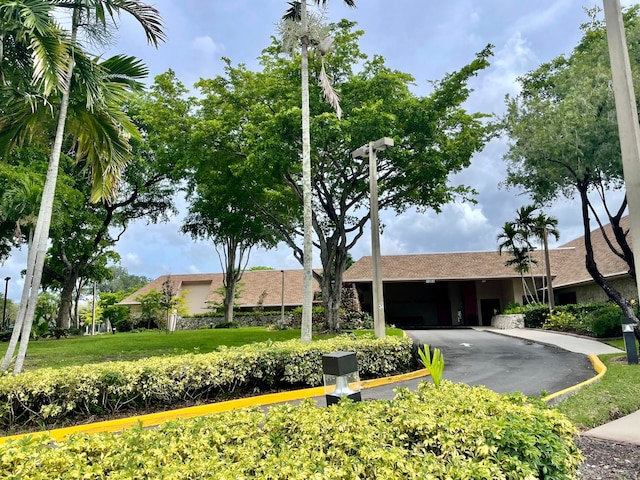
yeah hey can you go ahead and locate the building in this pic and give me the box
[118,269,322,318]
[344,216,636,328]
[120,217,637,327]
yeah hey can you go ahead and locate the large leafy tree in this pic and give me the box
[193,21,492,333]
[283,0,356,342]
[501,6,640,337]
[181,69,282,324]
[0,0,165,374]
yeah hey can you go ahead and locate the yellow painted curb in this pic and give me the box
[0,368,430,445]
[541,354,607,404]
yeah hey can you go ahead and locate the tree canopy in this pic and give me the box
[179,20,493,331]
[501,6,640,331]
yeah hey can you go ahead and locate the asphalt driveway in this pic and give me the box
[361,328,596,401]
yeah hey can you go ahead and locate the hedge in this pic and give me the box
[0,334,413,431]
[0,381,582,479]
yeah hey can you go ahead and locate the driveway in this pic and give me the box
[361,329,597,401]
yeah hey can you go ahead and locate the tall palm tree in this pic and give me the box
[283,0,355,342]
[497,221,538,303]
[0,0,164,374]
[532,211,560,308]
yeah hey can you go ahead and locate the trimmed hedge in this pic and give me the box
[0,335,413,431]
[0,381,582,479]
[510,301,626,337]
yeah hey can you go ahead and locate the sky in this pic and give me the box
[1,0,637,300]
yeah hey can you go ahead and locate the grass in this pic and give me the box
[9,324,637,433]
[2,327,404,370]
[556,351,640,430]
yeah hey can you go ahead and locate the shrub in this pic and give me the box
[543,309,586,333]
[0,335,413,430]
[0,382,582,479]
[340,311,373,330]
[588,304,623,337]
[214,321,238,329]
[503,301,521,313]
[521,303,550,328]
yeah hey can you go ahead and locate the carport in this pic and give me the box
[343,251,548,328]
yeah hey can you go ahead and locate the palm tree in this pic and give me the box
[283,0,355,342]
[0,0,165,374]
[497,221,538,303]
[532,212,560,307]
[0,175,43,250]
[499,205,559,307]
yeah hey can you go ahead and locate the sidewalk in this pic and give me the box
[473,327,623,355]
[477,327,640,446]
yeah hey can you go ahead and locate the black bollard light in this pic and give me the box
[322,351,362,406]
[622,318,638,365]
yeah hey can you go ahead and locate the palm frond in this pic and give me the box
[282,1,301,21]
[319,59,342,119]
[103,0,167,47]
[313,0,357,7]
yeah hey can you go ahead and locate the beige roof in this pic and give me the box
[119,269,321,308]
[344,216,633,289]
[343,249,573,282]
[552,216,633,287]
[120,218,634,308]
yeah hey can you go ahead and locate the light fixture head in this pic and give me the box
[351,145,368,159]
[371,137,394,151]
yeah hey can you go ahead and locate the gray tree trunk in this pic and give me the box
[300,0,313,343]
[2,14,78,373]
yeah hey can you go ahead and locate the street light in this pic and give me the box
[352,137,394,339]
[281,270,285,326]
[2,277,9,330]
[603,0,640,362]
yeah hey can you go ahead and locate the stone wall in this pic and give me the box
[177,314,293,330]
[491,314,525,329]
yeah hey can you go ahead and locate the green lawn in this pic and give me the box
[3,327,404,370]
[556,350,640,429]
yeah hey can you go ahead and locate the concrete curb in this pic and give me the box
[541,354,607,405]
[0,368,430,445]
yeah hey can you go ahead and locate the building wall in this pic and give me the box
[556,277,638,304]
[180,281,213,314]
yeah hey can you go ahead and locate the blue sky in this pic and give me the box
[1,1,636,299]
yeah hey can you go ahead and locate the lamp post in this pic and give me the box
[2,277,9,330]
[352,137,394,339]
[281,270,285,326]
[603,0,640,364]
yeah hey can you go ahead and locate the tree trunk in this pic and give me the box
[223,280,236,324]
[56,272,78,329]
[543,226,554,308]
[317,238,349,333]
[300,0,313,343]
[579,186,640,342]
[4,14,78,373]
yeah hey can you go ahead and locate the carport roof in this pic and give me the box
[343,250,574,282]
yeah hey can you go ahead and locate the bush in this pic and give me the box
[588,305,623,337]
[521,303,550,328]
[0,382,582,479]
[503,301,521,313]
[543,309,589,334]
[214,321,238,329]
[340,311,373,330]
[0,334,413,430]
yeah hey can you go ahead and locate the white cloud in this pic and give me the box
[510,0,574,36]
[470,32,538,113]
[192,36,224,58]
